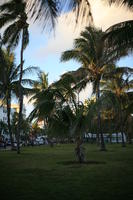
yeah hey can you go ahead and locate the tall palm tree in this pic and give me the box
[0,50,16,148]
[0,48,38,150]
[61,26,127,150]
[29,72,89,162]
[101,66,133,146]
[0,0,29,153]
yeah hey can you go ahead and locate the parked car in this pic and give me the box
[35,136,48,145]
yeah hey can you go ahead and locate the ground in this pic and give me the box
[0,144,133,200]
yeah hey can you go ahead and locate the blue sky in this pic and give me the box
[15,0,133,83]
[13,0,133,115]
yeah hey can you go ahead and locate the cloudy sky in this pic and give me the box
[13,0,133,115]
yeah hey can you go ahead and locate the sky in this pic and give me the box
[13,0,133,116]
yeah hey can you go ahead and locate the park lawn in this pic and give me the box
[0,144,133,200]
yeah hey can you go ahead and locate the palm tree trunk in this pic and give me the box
[96,130,100,145]
[121,131,126,147]
[97,81,106,151]
[128,132,132,144]
[75,137,85,163]
[116,132,119,144]
[17,30,24,154]
[6,95,14,149]
[119,106,126,147]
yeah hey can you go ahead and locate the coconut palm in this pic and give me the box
[34,72,49,91]
[29,72,72,125]
[101,66,133,146]
[0,50,16,148]
[48,101,88,163]
[61,26,128,150]
[29,72,50,127]
[33,75,88,162]
[0,48,38,150]
[0,0,29,153]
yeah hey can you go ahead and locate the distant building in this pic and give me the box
[84,133,126,143]
[0,101,26,124]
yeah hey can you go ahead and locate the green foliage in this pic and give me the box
[0,0,29,50]
[0,120,8,135]
[11,112,31,140]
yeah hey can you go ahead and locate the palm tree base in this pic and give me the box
[100,146,107,151]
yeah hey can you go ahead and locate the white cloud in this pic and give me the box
[34,13,86,59]
[91,0,133,30]
[34,0,133,59]
[79,84,93,102]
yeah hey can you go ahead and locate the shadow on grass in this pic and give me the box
[57,160,106,165]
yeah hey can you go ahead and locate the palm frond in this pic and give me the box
[105,20,133,51]
[22,66,39,76]
[0,13,16,28]
[27,0,58,31]
[107,0,133,9]
[2,22,21,49]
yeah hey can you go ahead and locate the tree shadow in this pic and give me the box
[57,160,106,165]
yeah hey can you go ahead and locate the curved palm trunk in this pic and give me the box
[97,81,106,151]
[75,137,85,163]
[17,30,24,154]
[6,95,14,149]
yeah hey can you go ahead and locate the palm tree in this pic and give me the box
[0,48,38,150]
[30,72,89,162]
[30,72,49,126]
[0,0,29,153]
[0,50,16,148]
[34,72,49,91]
[61,26,127,150]
[101,66,133,146]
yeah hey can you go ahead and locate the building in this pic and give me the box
[0,101,26,124]
[84,133,126,143]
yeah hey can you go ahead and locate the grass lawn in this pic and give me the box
[0,144,133,200]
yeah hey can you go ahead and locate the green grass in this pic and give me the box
[0,144,133,200]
